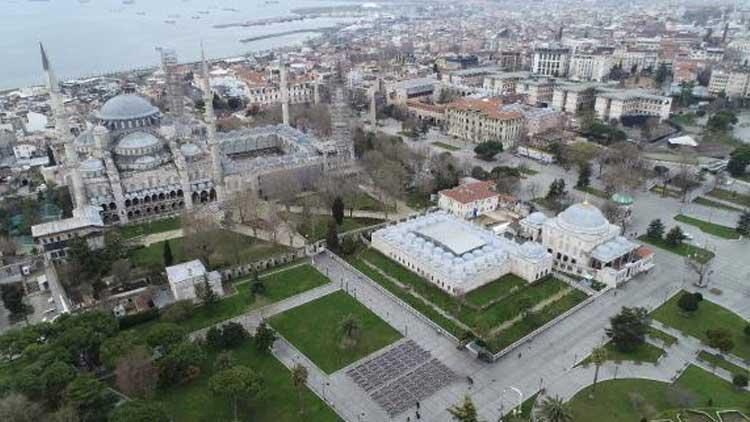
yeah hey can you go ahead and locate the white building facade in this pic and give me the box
[372,212,553,296]
[166,259,224,302]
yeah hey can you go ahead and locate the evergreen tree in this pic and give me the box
[665,226,686,246]
[254,321,276,354]
[196,279,219,307]
[646,219,665,240]
[162,241,174,267]
[576,163,592,189]
[332,196,345,226]
[447,395,480,422]
[326,219,340,251]
[605,307,650,352]
[737,210,750,237]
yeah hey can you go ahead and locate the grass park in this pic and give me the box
[295,215,384,242]
[652,291,750,360]
[637,235,715,264]
[153,337,341,422]
[119,216,182,239]
[128,229,290,270]
[567,365,750,422]
[431,141,461,151]
[347,248,589,352]
[130,264,330,334]
[269,290,402,374]
[580,341,664,366]
[697,351,748,377]
[574,185,609,200]
[674,214,740,240]
[707,188,750,209]
[694,197,743,212]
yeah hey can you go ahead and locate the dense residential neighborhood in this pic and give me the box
[0,0,750,421]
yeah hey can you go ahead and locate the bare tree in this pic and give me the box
[685,254,713,287]
[182,211,221,267]
[114,346,159,399]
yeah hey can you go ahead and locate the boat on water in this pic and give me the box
[136,11,146,15]
[164,19,177,24]
[122,0,135,5]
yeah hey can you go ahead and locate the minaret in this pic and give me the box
[41,43,87,210]
[313,75,321,105]
[280,55,290,126]
[201,45,225,202]
[369,85,377,128]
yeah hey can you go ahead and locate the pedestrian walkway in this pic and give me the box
[190,282,339,340]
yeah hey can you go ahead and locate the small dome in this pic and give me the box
[519,242,547,259]
[96,94,159,121]
[180,142,202,157]
[117,132,160,151]
[558,202,610,235]
[524,211,547,226]
[610,193,634,206]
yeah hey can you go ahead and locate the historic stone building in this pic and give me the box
[37,45,353,227]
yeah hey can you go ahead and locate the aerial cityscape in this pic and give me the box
[1,0,749,421]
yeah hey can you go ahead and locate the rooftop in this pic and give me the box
[95,94,160,121]
[439,181,498,204]
[166,259,207,283]
[416,221,487,255]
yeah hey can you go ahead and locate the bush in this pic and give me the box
[206,322,249,350]
[733,373,748,388]
[160,300,194,323]
[677,292,699,312]
[744,324,750,337]
[118,308,160,330]
[693,292,703,302]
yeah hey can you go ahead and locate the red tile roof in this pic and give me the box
[636,245,653,258]
[440,181,499,204]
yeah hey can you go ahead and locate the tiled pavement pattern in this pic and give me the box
[347,339,457,416]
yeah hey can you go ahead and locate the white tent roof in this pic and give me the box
[668,135,697,147]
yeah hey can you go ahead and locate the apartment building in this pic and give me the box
[594,89,672,122]
[708,68,750,98]
[532,44,571,77]
[445,97,524,149]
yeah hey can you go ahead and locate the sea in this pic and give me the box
[0,0,355,90]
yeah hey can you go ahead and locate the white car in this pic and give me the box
[683,232,694,241]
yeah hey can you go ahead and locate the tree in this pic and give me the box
[145,323,186,352]
[162,241,174,267]
[665,226,686,246]
[727,146,750,177]
[447,395,481,422]
[109,399,170,422]
[576,162,592,189]
[654,62,670,84]
[63,374,116,422]
[291,364,308,415]
[209,366,262,421]
[677,292,700,313]
[254,321,276,353]
[42,360,77,405]
[737,211,750,237]
[733,373,749,389]
[326,219,340,251]
[538,395,573,422]
[546,178,567,201]
[339,314,361,348]
[589,345,608,397]
[110,258,132,285]
[196,279,219,307]
[706,328,734,353]
[0,394,44,422]
[160,300,194,323]
[646,219,665,240]
[605,307,650,352]
[0,283,30,319]
[706,111,738,132]
[744,324,750,337]
[114,346,159,399]
[208,322,249,350]
[331,196,345,226]
[473,141,503,161]
[157,342,206,387]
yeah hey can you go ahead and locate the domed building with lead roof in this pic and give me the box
[36,44,355,229]
[519,202,654,287]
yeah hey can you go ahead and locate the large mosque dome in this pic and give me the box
[557,202,610,235]
[96,94,160,121]
[116,132,161,156]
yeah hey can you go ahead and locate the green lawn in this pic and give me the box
[432,141,461,151]
[581,342,664,366]
[354,248,587,352]
[296,215,383,242]
[269,290,401,374]
[128,230,290,271]
[650,184,682,199]
[575,186,609,199]
[154,338,341,422]
[119,217,182,239]
[652,290,750,360]
[707,188,750,209]
[406,191,433,210]
[648,327,678,347]
[132,264,330,334]
[674,214,740,240]
[694,197,743,212]
[464,274,527,308]
[637,235,715,264]
[517,166,538,176]
[698,351,748,376]
[568,365,750,422]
